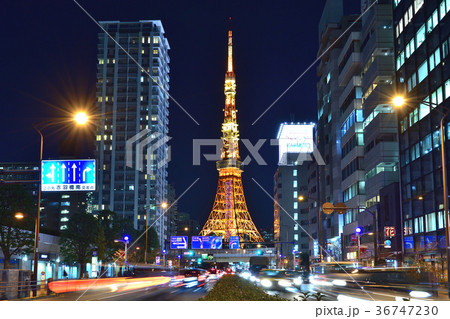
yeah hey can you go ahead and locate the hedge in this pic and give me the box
[200,275,285,301]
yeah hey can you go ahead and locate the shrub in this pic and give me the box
[200,275,285,301]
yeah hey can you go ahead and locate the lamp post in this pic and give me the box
[30,112,89,296]
[393,96,450,297]
[355,227,362,263]
[298,195,323,262]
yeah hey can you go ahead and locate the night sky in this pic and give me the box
[0,0,360,229]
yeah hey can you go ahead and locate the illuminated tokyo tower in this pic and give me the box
[200,26,263,243]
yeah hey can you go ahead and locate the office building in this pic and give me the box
[394,0,449,278]
[274,123,314,268]
[95,20,170,246]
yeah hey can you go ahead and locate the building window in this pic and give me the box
[293,180,297,188]
[293,191,298,198]
[418,60,428,83]
[294,212,298,220]
[425,213,437,232]
[414,216,424,233]
[293,169,297,177]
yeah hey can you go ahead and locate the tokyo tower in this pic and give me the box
[200,27,263,243]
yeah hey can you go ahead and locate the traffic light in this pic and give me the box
[355,227,362,234]
[197,258,202,264]
[188,251,194,257]
[162,249,167,254]
[123,235,130,242]
[256,250,262,255]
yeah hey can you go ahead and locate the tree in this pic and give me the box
[59,212,100,278]
[0,184,35,269]
[127,227,160,263]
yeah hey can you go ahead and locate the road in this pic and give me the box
[29,278,215,301]
[263,283,450,301]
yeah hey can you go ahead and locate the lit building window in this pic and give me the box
[293,191,298,198]
[293,180,297,188]
[293,169,297,176]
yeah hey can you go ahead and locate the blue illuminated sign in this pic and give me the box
[192,236,222,249]
[41,159,96,192]
[229,236,239,249]
[170,236,188,249]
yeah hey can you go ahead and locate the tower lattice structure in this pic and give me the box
[200,28,263,243]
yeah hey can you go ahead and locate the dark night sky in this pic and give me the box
[0,0,360,229]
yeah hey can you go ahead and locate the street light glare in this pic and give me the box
[161,202,168,209]
[392,96,405,107]
[14,212,25,219]
[74,112,89,125]
[298,195,305,202]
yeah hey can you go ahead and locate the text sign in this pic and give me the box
[41,159,96,192]
[384,240,392,248]
[384,226,395,238]
[229,236,240,249]
[191,236,222,249]
[170,236,188,249]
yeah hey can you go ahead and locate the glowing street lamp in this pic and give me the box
[392,95,405,108]
[14,212,25,220]
[74,112,89,125]
[161,202,168,209]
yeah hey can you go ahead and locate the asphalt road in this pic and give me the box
[29,278,216,301]
[263,283,450,301]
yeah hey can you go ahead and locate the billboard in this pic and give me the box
[191,236,222,249]
[41,159,96,192]
[170,236,188,249]
[229,236,240,249]
[276,123,314,164]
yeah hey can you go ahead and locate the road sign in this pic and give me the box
[384,226,395,237]
[322,202,334,215]
[229,236,239,249]
[170,236,188,249]
[41,159,96,192]
[384,239,392,248]
[350,234,357,242]
[155,256,160,265]
[334,202,347,214]
[192,236,222,249]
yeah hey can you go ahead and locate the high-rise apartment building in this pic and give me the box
[95,20,170,246]
[394,0,449,276]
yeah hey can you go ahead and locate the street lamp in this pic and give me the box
[298,195,323,262]
[74,112,89,125]
[14,212,25,220]
[355,227,362,263]
[393,95,450,297]
[29,112,90,296]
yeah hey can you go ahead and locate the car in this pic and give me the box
[257,269,295,291]
[179,268,208,287]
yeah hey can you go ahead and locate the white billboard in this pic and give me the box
[277,123,314,164]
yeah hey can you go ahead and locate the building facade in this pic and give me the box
[309,0,401,264]
[394,0,449,279]
[95,20,170,246]
[274,123,314,268]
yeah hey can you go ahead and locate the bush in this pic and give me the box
[200,275,285,301]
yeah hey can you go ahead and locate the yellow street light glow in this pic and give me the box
[392,96,405,108]
[14,212,25,219]
[74,112,89,125]
[298,195,305,202]
[184,227,188,231]
[161,202,168,209]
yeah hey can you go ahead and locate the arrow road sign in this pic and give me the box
[41,159,96,192]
